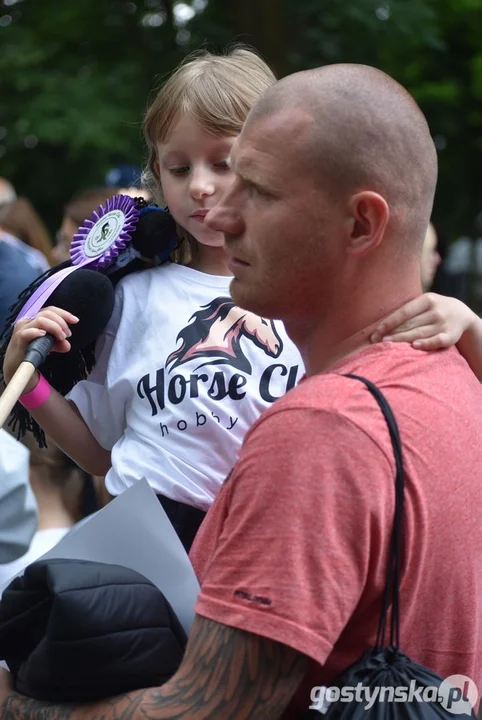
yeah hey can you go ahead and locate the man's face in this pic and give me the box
[205,108,346,322]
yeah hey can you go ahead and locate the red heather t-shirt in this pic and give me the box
[190,343,482,718]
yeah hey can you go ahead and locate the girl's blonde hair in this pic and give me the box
[142,47,276,261]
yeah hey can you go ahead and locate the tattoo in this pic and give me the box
[0,693,142,720]
[1,616,309,719]
[1,693,144,720]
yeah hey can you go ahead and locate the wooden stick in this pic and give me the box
[0,362,36,428]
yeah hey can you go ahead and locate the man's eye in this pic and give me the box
[251,184,268,197]
[169,166,190,176]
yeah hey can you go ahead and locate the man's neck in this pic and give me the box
[286,283,422,377]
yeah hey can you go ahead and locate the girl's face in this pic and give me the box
[155,113,237,248]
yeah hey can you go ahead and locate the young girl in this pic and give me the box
[3,48,303,551]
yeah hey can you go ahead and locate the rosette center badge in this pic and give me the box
[84,210,126,258]
[70,194,140,270]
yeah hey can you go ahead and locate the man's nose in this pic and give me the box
[206,193,243,235]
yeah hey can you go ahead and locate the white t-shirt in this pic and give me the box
[68,263,303,509]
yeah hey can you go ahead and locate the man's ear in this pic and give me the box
[346,191,389,255]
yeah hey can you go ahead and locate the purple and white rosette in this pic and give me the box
[15,194,139,323]
[70,194,139,269]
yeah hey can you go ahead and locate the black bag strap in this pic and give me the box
[343,374,405,651]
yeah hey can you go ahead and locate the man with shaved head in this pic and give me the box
[2,64,482,719]
[218,64,438,333]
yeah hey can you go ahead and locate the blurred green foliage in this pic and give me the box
[0,0,482,242]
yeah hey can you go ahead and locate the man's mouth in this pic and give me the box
[227,255,250,271]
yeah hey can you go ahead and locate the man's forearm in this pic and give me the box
[0,615,308,719]
[0,683,201,720]
[0,681,207,720]
[1,686,148,720]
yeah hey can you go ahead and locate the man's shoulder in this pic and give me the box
[244,372,369,451]
[254,342,482,432]
[261,370,364,416]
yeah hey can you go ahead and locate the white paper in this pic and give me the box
[38,479,200,633]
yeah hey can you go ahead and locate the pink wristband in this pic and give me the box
[19,373,52,409]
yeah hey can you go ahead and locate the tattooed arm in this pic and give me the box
[0,615,309,719]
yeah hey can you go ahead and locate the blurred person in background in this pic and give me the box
[51,187,120,264]
[0,178,53,267]
[0,179,51,336]
[0,239,47,341]
[0,432,109,588]
[0,430,37,565]
[420,222,441,291]
[105,164,151,201]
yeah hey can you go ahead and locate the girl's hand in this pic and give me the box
[3,307,79,386]
[370,293,477,351]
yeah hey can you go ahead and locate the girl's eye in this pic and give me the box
[215,160,230,169]
[169,166,190,176]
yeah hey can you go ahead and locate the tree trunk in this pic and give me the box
[225,0,291,77]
